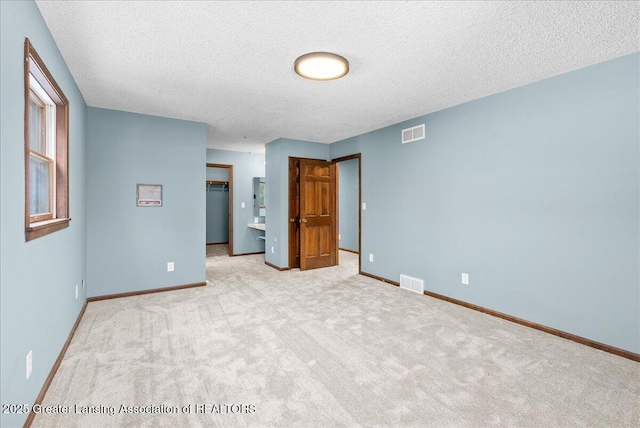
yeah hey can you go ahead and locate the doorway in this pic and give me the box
[333,154,361,273]
[289,154,361,272]
[206,163,233,256]
[288,157,338,270]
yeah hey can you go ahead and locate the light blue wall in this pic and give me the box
[330,53,640,353]
[206,189,229,243]
[206,167,229,181]
[338,158,359,252]
[264,138,331,267]
[206,167,229,244]
[87,108,206,297]
[206,149,266,254]
[0,1,88,427]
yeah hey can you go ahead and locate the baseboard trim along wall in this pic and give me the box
[24,300,88,428]
[206,241,229,245]
[360,273,640,362]
[265,261,291,271]
[87,282,206,302]
[360,271,400,286]
[231,251,265,257]
[339,248,359,254]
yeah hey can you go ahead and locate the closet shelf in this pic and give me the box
[206,180,229,192]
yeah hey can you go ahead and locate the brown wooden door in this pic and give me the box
[299,159,338,270]
[288,158,301,269]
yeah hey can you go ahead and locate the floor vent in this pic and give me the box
[401,124,425,144]
[400,274,424,294]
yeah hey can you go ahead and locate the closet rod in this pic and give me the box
[206,180,228,185]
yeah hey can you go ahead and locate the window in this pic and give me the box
[24,39,69,241]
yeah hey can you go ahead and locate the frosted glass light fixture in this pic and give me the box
[294,52,349,81]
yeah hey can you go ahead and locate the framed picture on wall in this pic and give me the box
[136,184,163,207]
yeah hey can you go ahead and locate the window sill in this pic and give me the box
[26,218,70,241]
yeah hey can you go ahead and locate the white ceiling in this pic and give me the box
[36,1,639,154]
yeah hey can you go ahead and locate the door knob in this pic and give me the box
[301,218,307,223]
[290,218,296,222]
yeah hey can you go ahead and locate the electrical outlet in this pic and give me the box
[271,246,274,254]
[82,278,85,289]
[362,202,367,210]
[369,253,374,262]
[75,285,78,299]
[26,351,32,379]
[167,262,175,272]
[461,273,469,285]
[339,234,341,240]
[274,237,277,243]
[254,217,259,224]
[241,202,245,208]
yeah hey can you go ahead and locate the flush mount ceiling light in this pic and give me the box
[294,52,349,81]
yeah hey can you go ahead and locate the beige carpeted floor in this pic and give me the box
[32,246,639,427]
[206,243,229,258]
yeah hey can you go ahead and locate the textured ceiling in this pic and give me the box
[35,1,639,154]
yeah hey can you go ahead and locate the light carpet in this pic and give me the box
[32,247,639,427]
[206,244,229,258]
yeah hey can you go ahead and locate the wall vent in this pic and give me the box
[401,124,425,144]
[400,274,424,294]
